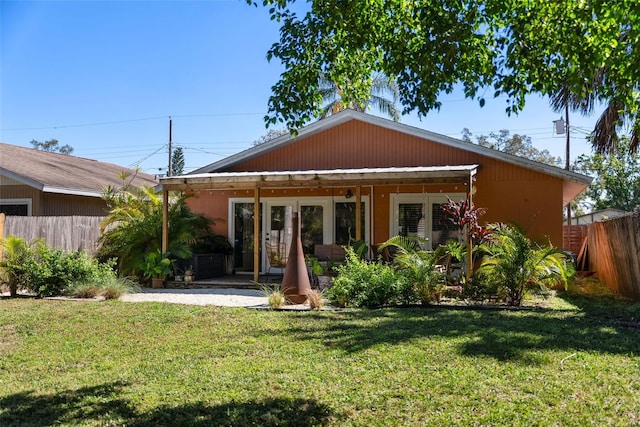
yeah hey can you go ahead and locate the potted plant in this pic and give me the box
[139,250,173,288]
[183,266,194,282]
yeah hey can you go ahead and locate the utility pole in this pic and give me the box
[565,104,572,229]
[167,116,173,177]
[554,105,572,250]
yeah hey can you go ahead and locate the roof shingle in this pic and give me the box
[0,143,158,197]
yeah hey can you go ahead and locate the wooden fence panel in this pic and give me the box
[563,224,587,254]
[1,216,105,255]
[588,211,640,301]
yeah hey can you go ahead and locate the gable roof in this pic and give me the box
[189,110,591,204]
[193,110,587,183]
[0,143,158,197]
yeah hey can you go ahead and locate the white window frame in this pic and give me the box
[0,198,32,216]
[389,192,465,250]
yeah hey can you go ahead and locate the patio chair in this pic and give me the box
[265,241,288,279]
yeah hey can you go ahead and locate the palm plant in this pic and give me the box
[319,72,400,121]
[0,236,33,297]
[479,224,571,306]
[378,235,445,304]
[97,186,213,277]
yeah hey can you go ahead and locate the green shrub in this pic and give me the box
[25,243,108,297]
[0,238,123,298]
[460,271,503,304]
[327,247,403,307]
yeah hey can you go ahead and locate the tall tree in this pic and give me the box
[462,128,562,166]
[252,1,639,152]
[252,128,289,146]
[30,139,74,154]
[574,136,640,212]
[171,147,185,176]
[318,72,400,121]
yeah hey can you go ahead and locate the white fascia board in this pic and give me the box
[0,168,45,190]
[41,186,102,197]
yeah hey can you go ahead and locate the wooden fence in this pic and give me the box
[563,224,588,255]
[0,214,105,257]
[587,210,640,301]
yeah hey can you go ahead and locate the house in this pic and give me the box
[0,142,158,216]
[159,110,591,281]
[564,208,628,225]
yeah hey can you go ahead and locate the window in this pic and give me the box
[391,194,464,250]
[0,199,32,216]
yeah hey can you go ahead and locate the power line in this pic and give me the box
[127,144,168,169]
[0,112,264,132]
[1,116,167,131]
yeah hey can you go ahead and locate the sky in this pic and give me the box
[1,0,604,177]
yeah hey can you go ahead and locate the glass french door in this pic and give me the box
[334,201,366,245]
[232,202,261,273]
[265,199,330,273]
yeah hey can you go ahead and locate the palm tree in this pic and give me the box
[97,185,213,277]
[318,72,401,121]
[549,30,639,153]
[479,224,571,306]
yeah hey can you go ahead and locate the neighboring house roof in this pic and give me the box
[565,208,629,225]
[189,110,592,204]
[0,142,158,197]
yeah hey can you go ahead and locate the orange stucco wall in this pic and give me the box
[187,120,565,246]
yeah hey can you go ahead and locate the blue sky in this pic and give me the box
[1,0,603,176]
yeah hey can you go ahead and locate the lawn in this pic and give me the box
[1,288,639,426]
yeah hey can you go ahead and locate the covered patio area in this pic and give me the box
[159,165,478,283]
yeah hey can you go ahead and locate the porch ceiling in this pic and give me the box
[160,165,479,191]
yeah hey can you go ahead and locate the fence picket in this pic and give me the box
[1,216,105,255]
[587,211,640,301]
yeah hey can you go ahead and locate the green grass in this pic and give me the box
[1,288,639,426]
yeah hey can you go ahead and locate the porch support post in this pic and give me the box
[162,187,169,254]
[466,173,473,281]
[253,185,261,283]
[355,185,362,241]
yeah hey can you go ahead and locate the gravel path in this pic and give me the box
[119,288,268,307]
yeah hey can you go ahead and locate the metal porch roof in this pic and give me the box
[160,165,479,190]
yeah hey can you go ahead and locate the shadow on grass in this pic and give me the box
[280,303,640,362]
[128,398,338,427]
[0,381,136,426]
[0,381,337,427]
